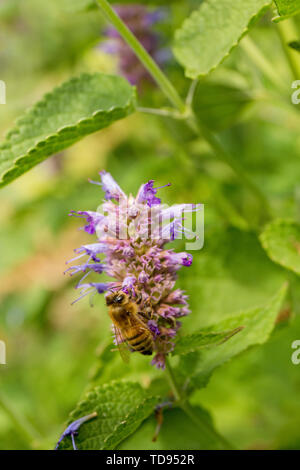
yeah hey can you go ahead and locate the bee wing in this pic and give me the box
[137,298,154,323]
[113,324,131,364]
[133,310,153,330]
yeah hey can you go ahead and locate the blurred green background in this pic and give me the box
[0,0,300,450]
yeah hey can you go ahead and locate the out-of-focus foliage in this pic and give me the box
[0,0,300,451]
[260,219,300,275]
[176,284,287,389]
[192,81,253,132]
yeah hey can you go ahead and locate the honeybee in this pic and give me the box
[105,290,154,362]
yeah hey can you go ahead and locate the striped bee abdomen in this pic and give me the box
[127,329,154,356]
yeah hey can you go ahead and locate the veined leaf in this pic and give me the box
[0,73,136,188]
[273,0,300,21]
[172,0,272,78]
[58,381,157,450]
[260,219,300,276]
[120,406,225,450]
[177,284,288,388]
[173,327,243,356]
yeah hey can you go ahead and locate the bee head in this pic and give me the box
[105,291,128,306]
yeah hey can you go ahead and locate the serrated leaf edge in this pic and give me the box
[173,1,272,79]
[0,73,136,187]
[173,326,244,356]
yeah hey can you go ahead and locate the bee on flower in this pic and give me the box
[66,171,201,369]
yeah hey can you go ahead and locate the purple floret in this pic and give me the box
[55,412,97,450]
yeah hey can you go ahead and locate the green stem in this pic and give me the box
[240,36,286,92]
[95,0,271,222]
[165,358,233,450]
[276,18,300,80]
[96,0,185,113]
[164,358,181,402]
[137,106,184,119]
[185,79,198,106]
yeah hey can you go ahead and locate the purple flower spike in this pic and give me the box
[67,171,200,368]
[55,412,97,450]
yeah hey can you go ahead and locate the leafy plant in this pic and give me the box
[0,0,299,451]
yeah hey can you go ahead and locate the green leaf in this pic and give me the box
[58,381,158,450]
[273,0,300,21]
[260,219,300,276]
[120,406,224,450]
[172,0,271,78]
[192,81,252,131]
[0,73,136,188]
[173,327,244,356]
[177,284,288,388]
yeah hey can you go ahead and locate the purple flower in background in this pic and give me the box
[68,171,201,369]
[55,412,97,450]
[100,5,169,86]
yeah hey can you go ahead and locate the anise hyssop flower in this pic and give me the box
[67,171,199,369]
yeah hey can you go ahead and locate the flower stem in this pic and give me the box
[95,0,185,113]
[165,358,233,450]
[164,357,181,402]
